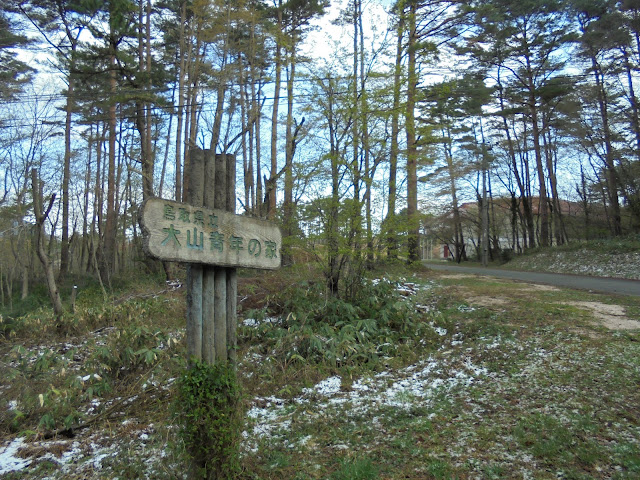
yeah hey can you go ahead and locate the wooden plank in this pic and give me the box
[226,268,237,363]
[188,149,205,206]
[215,153,227,210]
[185,149,205,362]
[213,154,228,362]
[185,264,203,361]
[202,268,216,363]
[225,154,238,364]
[214,268,227,361]
[204,150,216,209]
[201,149,217,364]
[140,198,282,269]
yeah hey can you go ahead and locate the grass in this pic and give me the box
[1,263,639,479]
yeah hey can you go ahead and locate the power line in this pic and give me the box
[0,68,467,106]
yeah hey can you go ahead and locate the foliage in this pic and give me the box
[3,261,640,478]
[241,277,436,368]
[0,280,183,437]
[88,323,177,378]
[0,7,33,100]
[174,360,242,480]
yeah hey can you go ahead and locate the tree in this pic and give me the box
[570,0,626,235]
[31,168,64,317]
[273,0,327,262]
[0,1,33,102]
[420,76,492,262]
[307,71,353,294]
[400,0,466,261]
[383,10,405,259]
[0,85,61,298]
[468,0,575,246]
[74,0,138,282]
[18,0,98,281]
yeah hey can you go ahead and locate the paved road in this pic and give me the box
[424,262,640,297]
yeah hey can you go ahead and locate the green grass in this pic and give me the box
[2,264,640,479]
[330,457,379,480]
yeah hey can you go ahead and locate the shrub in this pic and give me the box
[241,278,433,368]
[174,360,242,479]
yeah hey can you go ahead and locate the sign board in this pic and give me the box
[140,197,281,270]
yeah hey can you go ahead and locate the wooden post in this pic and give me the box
[186,149,205,361]
[186,265,203,361]
[213,153,228,362]
[141,147,277,371]
[182,149,239,365]
[201,270,216,363]
[202,150,217,363]
[226,152,238,363]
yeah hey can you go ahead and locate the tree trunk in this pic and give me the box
[268,3,283,220]
[327,81,341,295]
[591,55,622,236]
[101,46,118,283]
[31,169,64,318]
[136,0,154,201]
[543,126,567,245]
[282,41,297,264]
[183,19,204,200]
[497,75,535,248]
[405,0,420,262]
[357,0,373,267]
[21,264,28,300]
[59,57,75,283]
[386,14,403,259]
[241,74,250,211]
[529,92,549,247]
[175,0,188,201]
[443,129,463,263]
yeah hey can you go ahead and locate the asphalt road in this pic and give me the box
[424,262,640,297]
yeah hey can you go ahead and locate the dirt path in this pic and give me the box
[424,262,640,297]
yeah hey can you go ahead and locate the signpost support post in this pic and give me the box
[140,147,280,478]
[141,147,281,365]
[185,148,236,363]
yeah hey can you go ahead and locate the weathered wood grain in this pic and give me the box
[185,149,205,361]
[140,197,281,269]
[226,268,238,363]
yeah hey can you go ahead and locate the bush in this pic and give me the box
[241,278,434,368]
[174,360,242,479]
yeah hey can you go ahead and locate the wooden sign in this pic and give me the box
[140,197,281,270]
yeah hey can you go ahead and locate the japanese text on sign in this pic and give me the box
[140,198,281,269]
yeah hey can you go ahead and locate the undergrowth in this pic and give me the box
[174,360,242,480]
[0,279,185,437]
[6,259,639,479]
[240,278,438,370]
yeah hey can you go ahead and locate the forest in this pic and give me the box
[1,0,640,304]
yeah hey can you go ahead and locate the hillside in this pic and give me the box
[503,237,640,280]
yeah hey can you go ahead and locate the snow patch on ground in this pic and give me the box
[244,343,490,451]
[508,249,640,280]
[0,437,31,474]
[303,376,341,396]
[242,316,282,327]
